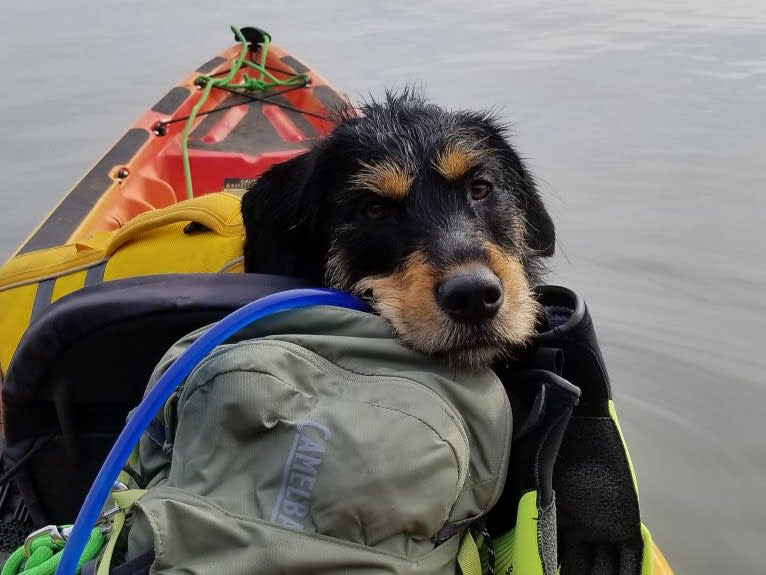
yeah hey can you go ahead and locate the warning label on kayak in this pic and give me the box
[223,178,259,192]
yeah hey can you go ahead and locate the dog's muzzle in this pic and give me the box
[436,266,503,323]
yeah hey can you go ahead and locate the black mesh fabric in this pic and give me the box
[0,518,32,553]
[554,417,643,575]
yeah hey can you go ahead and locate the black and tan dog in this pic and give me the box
[241,91,555,369]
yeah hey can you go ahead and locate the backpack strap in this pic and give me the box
[95,489,146,575]
[487,369,580,575]
[457,531,483,575]
[94,449,146,575]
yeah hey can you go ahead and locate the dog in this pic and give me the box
[241,91,555,369]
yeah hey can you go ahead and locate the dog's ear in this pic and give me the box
[519,184,556,257]
[241,149,324,278]
[473,112,556,258]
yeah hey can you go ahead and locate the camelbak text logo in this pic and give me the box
[270,420,331,530]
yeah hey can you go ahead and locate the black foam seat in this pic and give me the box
[1,273,308,524]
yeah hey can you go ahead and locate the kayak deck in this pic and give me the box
[14,35,344,258]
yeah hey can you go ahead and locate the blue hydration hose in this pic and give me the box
[55,288,368,575]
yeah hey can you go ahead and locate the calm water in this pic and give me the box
[2,1,765,572]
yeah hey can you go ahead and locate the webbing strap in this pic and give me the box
[457,531,483,575]
[95,449,144,575]
[95,490,146,575]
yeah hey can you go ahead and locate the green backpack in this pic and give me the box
[99,288,658,575]
[114,305,513,574]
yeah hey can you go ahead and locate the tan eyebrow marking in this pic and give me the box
[349,159,414,200]
[433,138,486,181]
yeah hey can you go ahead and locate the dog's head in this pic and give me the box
[242,91,555,368]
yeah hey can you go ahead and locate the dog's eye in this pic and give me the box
[470,179,492,201]
[360,202,391,220]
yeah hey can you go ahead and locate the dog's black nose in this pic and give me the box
[436,269,503,323]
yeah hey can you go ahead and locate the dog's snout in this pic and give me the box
[436,268,503,323]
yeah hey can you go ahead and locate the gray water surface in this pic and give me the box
[2,2,765,573]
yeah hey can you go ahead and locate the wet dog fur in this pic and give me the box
[241,91,555,369]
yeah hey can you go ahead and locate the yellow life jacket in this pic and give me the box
[0,192,245,374]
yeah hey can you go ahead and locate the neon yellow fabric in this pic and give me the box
[456,532,483,575]
[493,490,545,575]
[94,449,145,575]
[641,524,654,575]
[96,489,146,575]
[457,531,482,575]
[0,192,245,369]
